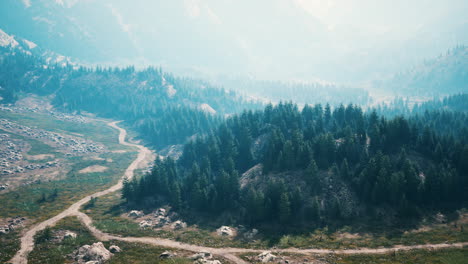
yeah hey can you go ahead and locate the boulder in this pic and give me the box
[258,251,278,263]
[171,220,187,230]
[159,251,176,259]
[154,208,167,216]
[216,226,235,237]
[154,216,170,227]
[139,220,153,229]
[72,242,113,264]
[109,245,122,253]
[128,210,143,218]
[194,260,221,264]
[191,251,213,260]
[63,231,77,239]
[84,261,99,264]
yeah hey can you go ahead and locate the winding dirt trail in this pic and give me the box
[9,121,468,264]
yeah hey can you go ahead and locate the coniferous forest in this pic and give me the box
[123,101,468,228]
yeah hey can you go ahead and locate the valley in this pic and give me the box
[0,2,467,263]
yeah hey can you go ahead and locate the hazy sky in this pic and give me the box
[4,0,468,82]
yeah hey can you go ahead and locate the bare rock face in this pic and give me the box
[109,245,122,253]
[71,242,113,264]
[216,226,235,237]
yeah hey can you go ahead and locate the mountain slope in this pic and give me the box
[376,46,468,96]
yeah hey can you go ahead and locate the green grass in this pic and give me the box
[84,192,468,251]
[0,230,21,263]
[336,248,468,264]
[28,217,193,264]
[274,221,468,250]
[28,217,98,264]
[0,151,136,221]
[239,248,468,264]
[0,109,139,222]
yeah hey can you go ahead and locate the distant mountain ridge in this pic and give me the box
[376,45,468,96]
[0,28,74,66]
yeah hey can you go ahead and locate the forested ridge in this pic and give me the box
[0,46,261,147]
[123,102,468,228]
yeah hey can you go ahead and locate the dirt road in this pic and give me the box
[9,121,468,264]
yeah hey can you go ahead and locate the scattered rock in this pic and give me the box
[171,220,187,230]
[109,245,122,253]
[258,251,278,263]
[216,226,235,237]
[71,242,113,264]
[129,210,143,218]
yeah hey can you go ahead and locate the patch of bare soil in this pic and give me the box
[336,232,362,240]
[78,165,108,174]
[24,154,54,161]
[111,150,127,153]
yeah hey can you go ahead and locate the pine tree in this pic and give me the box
[279,192,291,223]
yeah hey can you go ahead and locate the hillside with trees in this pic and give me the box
[0,46,261,147]
[376,45,468,97]
[123,102,468,229]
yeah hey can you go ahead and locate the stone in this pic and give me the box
[72,242,113,264]
[109,245,122,253]
[216,226,235,237]
[139,220,153,228]
[159,251,176,259]
[129,210,143,218]
[258,251,278,263]
[191,251,213,260]
[154,208,167,216]
[171,220,187,230]
[63,231,77,239]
